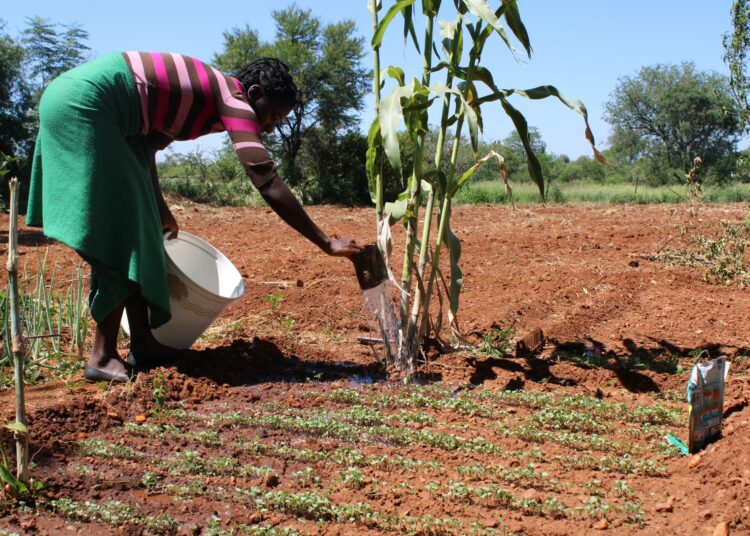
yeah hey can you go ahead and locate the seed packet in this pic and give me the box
[687,357,730,453]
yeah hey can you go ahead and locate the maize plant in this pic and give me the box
[367,0,603,369]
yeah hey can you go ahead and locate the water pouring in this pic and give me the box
[352,244,400,363]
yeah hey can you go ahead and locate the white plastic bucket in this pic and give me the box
[122,231,245,349]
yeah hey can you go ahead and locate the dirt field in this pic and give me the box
[0,201,749,535]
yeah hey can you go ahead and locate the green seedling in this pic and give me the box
[140,471,161,490]
[340,467,368,490]
[151,371,168,411]
[476,327,515,357]
[614,480,634,498]
[266,293,283,314]
[51,498,134,524]
[292,467,320,488]
[79,439,139,460]
[280,316,296,335]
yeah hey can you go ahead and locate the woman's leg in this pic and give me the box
[125,291,181,368]
[82,258,138,382]
[85,298,131,382]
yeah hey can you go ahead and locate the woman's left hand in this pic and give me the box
[160,207,179,239]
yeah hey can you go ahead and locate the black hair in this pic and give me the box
[234,57,299,109]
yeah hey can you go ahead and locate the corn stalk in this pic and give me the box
[369,0,602,370]
[5,177,29,484]
[368,0,385,222]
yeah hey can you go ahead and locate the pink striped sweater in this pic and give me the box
[122,51,276,188]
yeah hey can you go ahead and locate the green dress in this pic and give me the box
[26,52,170,328]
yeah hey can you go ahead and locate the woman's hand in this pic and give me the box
[160,206,179,239]
[325,238,363,258]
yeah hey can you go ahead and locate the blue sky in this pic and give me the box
[1,1,742,159]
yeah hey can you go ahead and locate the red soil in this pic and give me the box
[0,202,748,535]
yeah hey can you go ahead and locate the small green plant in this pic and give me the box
[140,471,161,490]
[340,467,368,490]
[194,429,223,447]
[79,439,139,460]
[581,479,605,497]
[328,388,363,404]
[264,293,296,337]
[151,372,168,411]
[280,316,296,335]
[0,423,43,501]
[266,293,283,315]
[292,467,320,487]
[583,495,612,520]
[614,479,634,498]
[476,327,515,357]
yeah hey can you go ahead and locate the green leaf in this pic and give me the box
[430,63,502,96]
[499,97,545,198]
[366,118,382,203]
[402,84,431,141]
[403,4,421,53]
[442,204,464,328]
[422,0,441,16]
[373,0,418,49]
[387,65,406,85]
[386,188,411,225]
[379,80,417,179]
[470,65,501,93]
[504,85,606,163]
[439,15,464,59]
[461,0,516,53]
[448,150,490,196]
[465,83,479,156]
[423,170,447,196]
[429,81,478,156]
[449,149,508,197]
[475,98,485,133]
[501,0,532,57]
[4,422,28,435]
[0,463,27,496]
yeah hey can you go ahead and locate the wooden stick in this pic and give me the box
[6,178,28,483]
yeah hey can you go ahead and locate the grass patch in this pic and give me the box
[453,180,750,205]
[0,258,90,387]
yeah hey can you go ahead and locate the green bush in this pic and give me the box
[160,177,264,207]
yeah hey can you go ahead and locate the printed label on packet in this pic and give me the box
[687,357,730,453]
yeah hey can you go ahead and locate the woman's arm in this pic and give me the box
[258,176,361,257]
[145,133,179,239]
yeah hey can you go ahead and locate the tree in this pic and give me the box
[213,5,370,193]
[0,17,90,210]
[22,16,90,91]
[723,0,750,131]
[0,20,31,158]
[604,63,741,182]
[19,16,90,148]
[297,129,369,205]
[213,25,264,73]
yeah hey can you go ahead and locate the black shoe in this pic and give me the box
[84,364,133,383]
